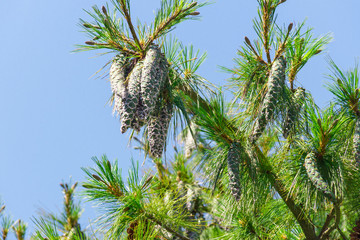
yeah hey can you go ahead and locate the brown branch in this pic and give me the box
[273,23,293,62]
[319,207,335,238]
[118,1,142,51]
[336,226,349,240]
[261,1,272,63]
[245,37,267,65]
[254,146,319,240]
[320,204,341,240]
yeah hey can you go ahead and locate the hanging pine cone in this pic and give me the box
[120,61,143,133]
[147,101,173,158]
[227,141,242,201]
[110,54,129,117]
[350,217,360,240]
[353,117,360,167]
[304,152,336,202]
[251,56,286,143]
[282,87,305,138]
[140,45,168,121]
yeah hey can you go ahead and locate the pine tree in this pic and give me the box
[41,0,360,239]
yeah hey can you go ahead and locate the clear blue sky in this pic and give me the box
[0,0,359,238]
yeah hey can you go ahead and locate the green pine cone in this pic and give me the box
[353,117,360,167]
[147,101,173,158]
[120,61,143,133]
[304,152,336,202]
[282,87,305,138]
[227,141,242,201]
[140,46,168,120]
[250,56,286,143]
[110,54,128,116]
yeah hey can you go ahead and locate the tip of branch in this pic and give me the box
[288,23,293,32]
[244,36,251,46]
[0,205,5,213]
[107,160,112,171]
[189,11,200,16]
[317,118,322,127]
[315,49,322,55]
[85,41,96,45]
[83,23,101,29]
[92,174,103,182]
[102,6,108,15]
[71,182,78,191]
[83,23,92,28]
[189,2,198,8]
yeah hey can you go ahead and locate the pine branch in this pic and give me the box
[114,1,142,50]
[145,214,191,240]
[319,207,335,238]
[254,146,319,240]
[144,2,200,50]
[319,204,341,240]
[177,82,318,239]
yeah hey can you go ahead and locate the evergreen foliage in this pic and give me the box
[2,0,360,239]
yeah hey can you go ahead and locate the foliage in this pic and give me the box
[2,0,360,239]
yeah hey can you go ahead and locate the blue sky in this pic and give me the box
[0,0,359,238]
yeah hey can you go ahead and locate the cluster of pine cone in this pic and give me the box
[110,45,173,158]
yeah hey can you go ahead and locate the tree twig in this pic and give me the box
[118,1,142,51]
[319,207,335,238]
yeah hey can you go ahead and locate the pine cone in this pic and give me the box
[120,61,143,133]
[304,152,336,202]
[110,54,129,117]
[147,101,173,158]
[140,46,168,121]
[227,141,242,201]
[251,56,286,143]
[353,117,360,167]
[282,87,305,138]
